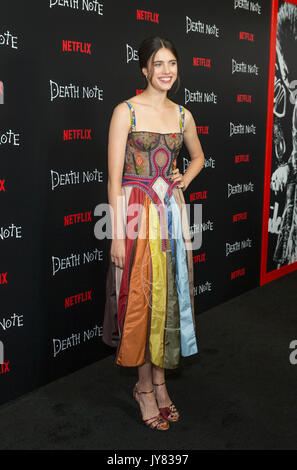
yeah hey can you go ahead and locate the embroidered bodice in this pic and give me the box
[123,100,185,181]
[121,100,186,252]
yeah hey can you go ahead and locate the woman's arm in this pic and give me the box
[107,102,130,268]
[180,108,205,190]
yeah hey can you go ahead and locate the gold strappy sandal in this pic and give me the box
[153,382,180,422]
[133,383,170,431]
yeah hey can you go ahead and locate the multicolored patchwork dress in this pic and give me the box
[103,100,198,369]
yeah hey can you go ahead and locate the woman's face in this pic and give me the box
[143,47,178,91]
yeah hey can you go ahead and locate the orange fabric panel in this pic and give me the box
[116,194,151,367]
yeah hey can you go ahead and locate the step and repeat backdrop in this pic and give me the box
[1,0,291,406]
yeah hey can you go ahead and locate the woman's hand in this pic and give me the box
[170,168,187,191]
[110,238,126,269]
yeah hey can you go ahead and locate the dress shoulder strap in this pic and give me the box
[179,104,185,133]
[124,100,136,132]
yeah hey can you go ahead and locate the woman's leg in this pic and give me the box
[152,365,179,420]
[137,360,153,389]
[152,365,172,408]
[136,360,161,421]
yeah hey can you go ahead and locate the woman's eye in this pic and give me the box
[154,62,176,67]
[155,62,176,67]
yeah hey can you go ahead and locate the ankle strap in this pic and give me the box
[153,382,165,386]
[135,384,154,394]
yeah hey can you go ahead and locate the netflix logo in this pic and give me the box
[231,268,246,280]
[0,361,10,374]
[233,212,248,222]
[197,126,209,135]
[136,9,159,23]
[190,190,207,202]
[193,253,206,263]
[0,179,5,191]
[193,57,211,68]
[62,40,92,54]
[64,211,92,226]
[63,129,92,141]
[235,154,249,163]
[237,94,252,103]
[65,289,92,309]
[239,31,254,42]
[0,272,7,285]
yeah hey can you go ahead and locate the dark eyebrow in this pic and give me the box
[153,59,177,64]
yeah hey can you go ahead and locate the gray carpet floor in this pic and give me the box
[0,270,296,450]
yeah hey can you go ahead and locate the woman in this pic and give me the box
[103,36,205,431]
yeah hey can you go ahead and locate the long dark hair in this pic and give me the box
[138,36,181,95]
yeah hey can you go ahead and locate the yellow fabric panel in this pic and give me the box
[148,202,167,368]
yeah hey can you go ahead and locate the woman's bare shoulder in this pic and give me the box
[109,101,131,134]
[179,104,193,120]
[112,100,131,116]
[166,98,181,112]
